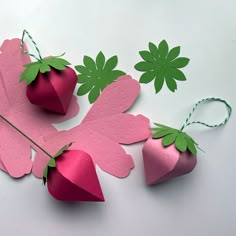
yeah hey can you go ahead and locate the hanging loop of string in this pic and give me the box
[20,29,43,62]
[180,97,232,131]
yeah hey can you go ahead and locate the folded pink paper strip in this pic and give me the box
[0,38,80,178]
[33,75,151,178]
[47,150,104,201]
[143,138,197,185]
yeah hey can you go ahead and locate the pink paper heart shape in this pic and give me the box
[27,67,77,115]
[142,138,197,185]
[47,150,104,201]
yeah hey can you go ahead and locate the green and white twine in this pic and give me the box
[180,97,232,131]
[20,29,43,61]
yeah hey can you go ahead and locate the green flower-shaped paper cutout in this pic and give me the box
[75,51,126,104]
[135,40,190,93]
[151,123,199,155]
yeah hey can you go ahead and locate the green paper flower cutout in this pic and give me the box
[75,51,126,104]
[135,40,190,93]
[151,123,199,155]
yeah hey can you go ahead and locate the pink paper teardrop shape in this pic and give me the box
[142,138,197,185]
[47,150,105,201]
[27,67,77,115]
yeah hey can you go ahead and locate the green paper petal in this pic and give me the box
[104,56,118,71]
[175,133,188,152]
[139,50,154,62]
[158,40,169,59]
[171,57,190,68]
[139,71,155,83]
[83,56,96,71]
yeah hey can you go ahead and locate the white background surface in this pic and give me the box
[0,0,235,235]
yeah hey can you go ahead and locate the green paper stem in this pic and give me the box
[180,97,232,131]
[20,29,43,62]
[0,115,53,159]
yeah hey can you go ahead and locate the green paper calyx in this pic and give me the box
[20,56,71,85]
[151,123,198,155]
[135,40,190,93]
[75,51,126,104]
[43,142,73,185]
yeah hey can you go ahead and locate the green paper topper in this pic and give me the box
[19,30,72,85]
[151,123,198,155]
[75,51,126,104]
[151,97,232,156]
[43,142,73,185]
[135,40,190,93]
[20,56,71,85]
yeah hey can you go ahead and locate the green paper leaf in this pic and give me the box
[171,57,190,68]
[88,87,100,104]
[139,71,155,83]
[48,158,56,167]
[75,52,126,103]
[96,51,105,70]
[134,61,153,71]
[148,42,159,58]
[166,46,180,61]
[135,40,189,93]
[39,62,50,73]
[165,76,177,92]
[77,82,94,96]
[83,56,96,71]
[104,56,118,71]
[158,40,169,59]
[175,133,188,152]
[77,74,90,83]
[139,51,154,62]
[20,63,40,84]
[168,68,187,81]
[186,137,197,155]
[162,133,177,147]
[154,75,164,93]
[46,58,66,70]
[43,166,48,178]
[75,65,91,75]
[54,142,73,158]
[152,129,173,139]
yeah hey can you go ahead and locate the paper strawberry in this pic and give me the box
[143,124,197,185]
[43,143,104,202]
[19,30,77,115]
[142,97,232,185]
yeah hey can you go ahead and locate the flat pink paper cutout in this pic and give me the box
[48,150,104,201]
[0,38,79,178]
[33,75,151,178]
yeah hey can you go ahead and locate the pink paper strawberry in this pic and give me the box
[43,143,105,202]
[19,30,77,115]
[143,123,198,185]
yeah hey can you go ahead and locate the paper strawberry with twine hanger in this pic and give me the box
[19,30,77,115]
[0,114,104,202]
[143,97,232,185]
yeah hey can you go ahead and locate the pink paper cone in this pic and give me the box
[47,150,104,201]
[143,138,197,185]
[27,67,77,115]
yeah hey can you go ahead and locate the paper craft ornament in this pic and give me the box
[19,30,77,115]
[0,38,79,178]
[135,40,189,93]
[0,115,104,202]
[143,98,232,185]
[75,51,126,103]
[45,146,104,201]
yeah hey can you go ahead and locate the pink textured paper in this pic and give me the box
[33,75,151,178]
[48,150,104,201]
[143,138,197,185]
[0,38,80,178]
